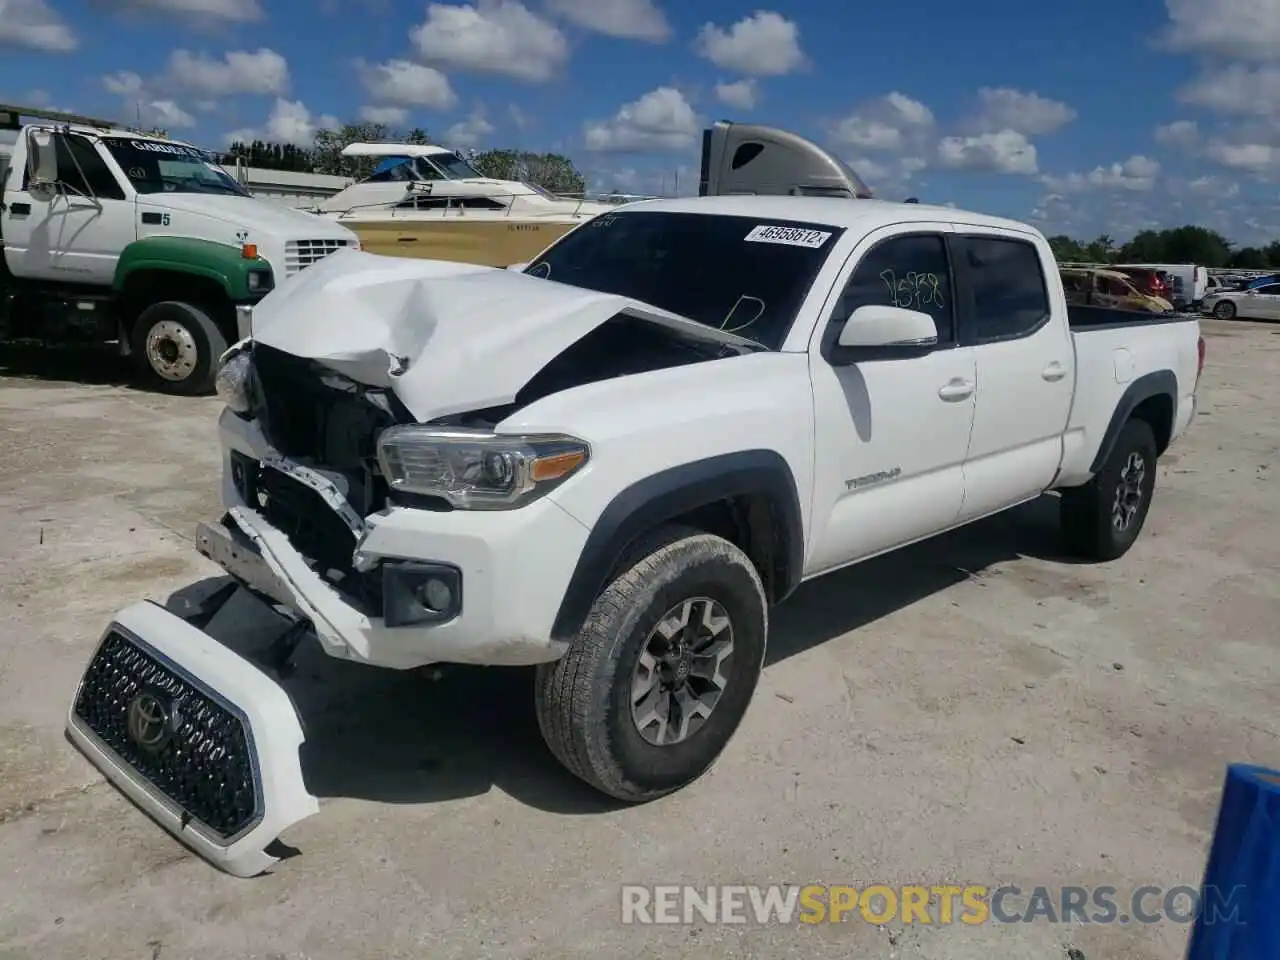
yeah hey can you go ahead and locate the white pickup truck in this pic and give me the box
[67,194,1204,877]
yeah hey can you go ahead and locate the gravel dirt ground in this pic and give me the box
[0,319,1277,960]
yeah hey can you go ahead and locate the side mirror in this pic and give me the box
[25,129,57,196]
[831,304,937,362]
[506,261,529,272]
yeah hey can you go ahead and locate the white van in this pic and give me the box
[1119,263,1208,311]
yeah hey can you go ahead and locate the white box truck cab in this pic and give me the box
[0,105,359,394]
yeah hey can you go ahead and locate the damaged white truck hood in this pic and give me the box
[250,250,754,421]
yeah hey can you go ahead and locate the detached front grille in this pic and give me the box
[284,238,351,275]
[72,630,260,841]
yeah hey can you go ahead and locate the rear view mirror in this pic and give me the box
[831,304,937,362]
[25,129,57,196]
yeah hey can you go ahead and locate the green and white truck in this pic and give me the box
[0,105,359,394]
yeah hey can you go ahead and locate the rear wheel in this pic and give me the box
[1213,299,1237,320]
[1060,419,1158,561]
[535,528,767,802]
[131,300,228,396]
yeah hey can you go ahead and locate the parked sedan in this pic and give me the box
[1202,281,1280,320]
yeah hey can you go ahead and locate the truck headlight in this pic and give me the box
[215,343,254,415]
[377,426,589,510]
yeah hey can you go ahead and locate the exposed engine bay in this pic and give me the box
[233,312,741,613]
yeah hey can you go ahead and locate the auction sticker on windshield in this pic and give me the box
[744,224,833,249]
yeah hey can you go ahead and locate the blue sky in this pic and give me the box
[3,0,1280,244]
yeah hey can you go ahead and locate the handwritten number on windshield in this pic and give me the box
[880,269,944,311]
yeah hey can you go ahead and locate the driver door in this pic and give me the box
[4,132,135,284]
[805,227,977,574]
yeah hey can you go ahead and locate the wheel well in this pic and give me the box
[610,493,795,605]
[119,270,233,334]
[1131,393,1174,456]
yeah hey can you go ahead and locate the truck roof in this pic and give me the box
[622,194,1040,236]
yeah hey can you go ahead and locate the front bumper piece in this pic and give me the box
[65,601,318,878]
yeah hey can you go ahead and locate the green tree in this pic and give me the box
[1265,241,1280,268]
[1046,235,1085,262]
[1117,229,1165,262]
[1083,234,1115,263]
[470,148,586,195]
[1228,246,1269,269]
[1159,225,1231,268]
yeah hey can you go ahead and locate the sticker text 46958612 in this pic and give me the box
[744,224,833,249]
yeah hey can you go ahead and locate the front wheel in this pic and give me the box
[1213,299,1237,320]
[131,301,228,396]
[535,528,767,802]
[1060,418,1158,561]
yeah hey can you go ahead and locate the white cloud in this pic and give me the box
[145,100,196,129]
[844,154,926,195]
[938,129,1038,175]
[1185,175,1239,197]
[410,0,568,82]
[1043,155,1161,192]
[103,71,145,97]
[359,105,409,125]
[967,87,1076,136]
[1155,119,1199,146]
[507,103,532,129]
[357,59,456,110]
[714,78,757,109]
[446,110,494,147]
[166,48,290,96]
[584,86,699,152]
[1161,0,1280,61]
[545,0,669,41]
[104,0,264,20]
[830,92,934,151]
[694,11,806,76]
[1178,64,1280,115]
[1205,140,1280,173]
[0,0,77,51]
[1087,155,1160,190]
[225,98,340,147]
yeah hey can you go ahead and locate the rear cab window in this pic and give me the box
[525,211,845,350]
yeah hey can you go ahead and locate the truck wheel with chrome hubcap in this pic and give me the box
[535,527,767,802]
[131,300,228,396]
[1060,418,1158,561]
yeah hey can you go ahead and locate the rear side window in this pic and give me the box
[956,236,1049,341]
[57,134,126,200]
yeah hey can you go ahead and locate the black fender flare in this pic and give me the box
[1089,370,1177,473]
[550,450,805,642]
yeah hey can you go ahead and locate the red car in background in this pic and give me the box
[1113,266,1173,303]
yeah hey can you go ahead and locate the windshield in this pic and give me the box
[103,137,248,196]
[525,211,843,350]
[431,152,482,179]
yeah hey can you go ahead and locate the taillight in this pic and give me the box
[1196,335,1206,387]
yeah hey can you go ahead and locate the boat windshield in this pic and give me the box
[102,137,248,196]
[364,152,482,184]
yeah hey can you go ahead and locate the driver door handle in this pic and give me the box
[1042,361,1068,382]
[938,378,974,401]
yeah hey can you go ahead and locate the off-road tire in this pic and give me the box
[1060,418,1158,561]
[131,300,228,396]
[535,527,767,802]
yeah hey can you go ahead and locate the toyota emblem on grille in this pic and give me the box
[126,691,173,752]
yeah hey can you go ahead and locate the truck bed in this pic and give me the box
[1067,304,1187,330]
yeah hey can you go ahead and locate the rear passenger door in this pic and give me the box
[953,230,1075,522]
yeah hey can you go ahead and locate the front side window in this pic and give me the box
[57,134,126,200]
[956,236,1050,341]
[429,152,482,179]
[831,233,954,344]
[102,137,247,196]
[526,211,842,349]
